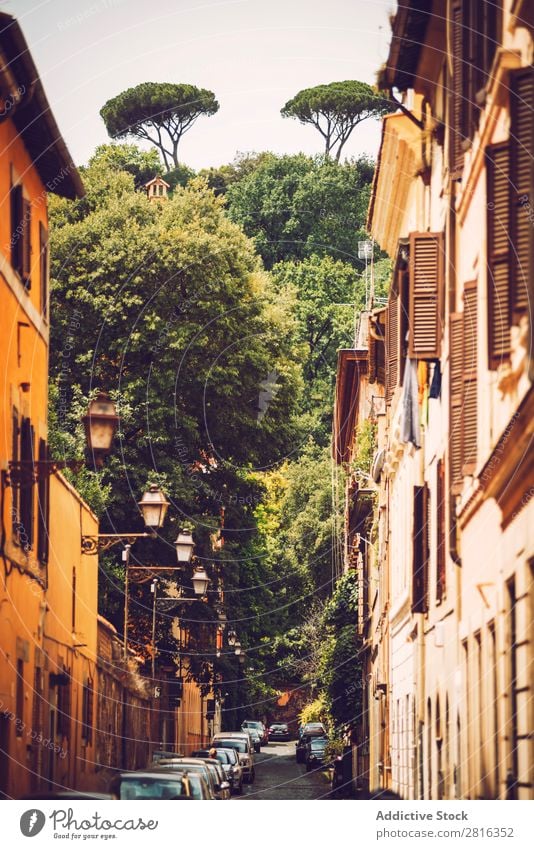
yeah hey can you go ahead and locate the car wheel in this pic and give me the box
[306,762,311,772]
[236,780,243,795]
[250,769,255,783]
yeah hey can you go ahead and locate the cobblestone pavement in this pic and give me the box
[237,741,335,800]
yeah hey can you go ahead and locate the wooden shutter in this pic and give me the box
[19,418,35,551]
[486,143,510,367]
[376,311,386,387]
[436,458,446,602]
[449,314,464,493]
[21,196,31,287]
[509,66,534,320]
[39,223,48,318]
[398,268,409,385]
[462,282,478,474]
[412,484,429,614]
[450,1,464,175]
[37,438,49,565]
[10,184,23,276]
[409,232,443,359]
[386,293,399,403]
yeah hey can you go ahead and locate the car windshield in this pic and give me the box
[243,721,262,729]
[311,740,327,750]
[118,776,187,799]
[214,751,230,764]
[272,725,287,730]
[216,739,247,753]
[218,748,238,764]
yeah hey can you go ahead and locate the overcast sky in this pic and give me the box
[4,0,393,170]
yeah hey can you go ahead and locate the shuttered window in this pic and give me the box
[39,223,48,318]
[450,1,464,175]
[409,232,443,360]
[19,417,34,552]
[37,438,49,565]
[10,185,31,288]
[436,459,446,602]
[449,314,464,493]
[486,143,510,367]
[509,66,534,321]
[368,310,386,386]
[412,484,429,614]
[386,292,399,404]
[462,282,478,474]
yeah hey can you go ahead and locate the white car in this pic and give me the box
[212,732,255,783]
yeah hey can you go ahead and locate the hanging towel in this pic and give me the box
[429,359,442,399]
[401,358,421,448]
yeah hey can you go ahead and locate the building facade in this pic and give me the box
[335,0,534,800]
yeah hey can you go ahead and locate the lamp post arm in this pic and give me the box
[81,532,156,555]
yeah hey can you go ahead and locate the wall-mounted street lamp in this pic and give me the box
[81,484,169,554]
[227,630,237,647]
[191,565,210,597]
[83,392,119,468]
[174,529,195,564]
[234,640,242,656]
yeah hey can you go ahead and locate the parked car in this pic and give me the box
[299,722,326,739]
[269,722,290,742]
[109,768,201,799]
[191,748,244,794]
[20,792,112,800]
[305,736,329,772]
[242,719,268,745]
[212,732,255,783]
[296,730,326,763]
[157,758,222,799]
[247,727,262,752]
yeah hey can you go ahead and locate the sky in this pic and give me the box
[3,0,393,170]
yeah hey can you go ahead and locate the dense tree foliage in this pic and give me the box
[281,80,391,161]
[48,159,303,687]
[225,153,374,269]
[100,82,219,169]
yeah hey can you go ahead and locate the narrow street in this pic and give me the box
[238,742,333,801]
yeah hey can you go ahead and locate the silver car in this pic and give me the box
[212,732,255,783]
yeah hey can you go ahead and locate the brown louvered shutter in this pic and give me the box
[409,232,443,359]
[486,143,510,368]
[450,1,464,176]
[449,313,464,493]
[412,484,429,614]
[386,293,398,404]
[376,310,386,387]
[509,66,534,321]
[368,321,377,383]
[462,282,478,474]
[10,184,23,276]
[436,458,446,602]
[21,196,31,287]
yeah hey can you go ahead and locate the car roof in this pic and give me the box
[118,769,188,779]
[214,731,249,738]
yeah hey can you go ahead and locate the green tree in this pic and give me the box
[225,153,374,268]
[88,143,162,188]
[281,80,391,162]
[48,161,303,655]
[100,82,219,170]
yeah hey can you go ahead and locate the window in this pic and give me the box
[19,418,34,552]
[486,143,510,368]
[449,314,464,492]
[16,659,24,736]
[412,484,429,613]
[39,223,48,318]
[71,567,77,632]
[37,438,49,564]
[506,579,518,798]
[408,232,444,360]
[436,459,446,601]
[509,66,533,323]
[385,257,408,403]
[462,282,478,474]
[56,671,71,738]
[11,407,19,534]
[460,1,502,146]
[82,679,94,745]
[10,183,31,288]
